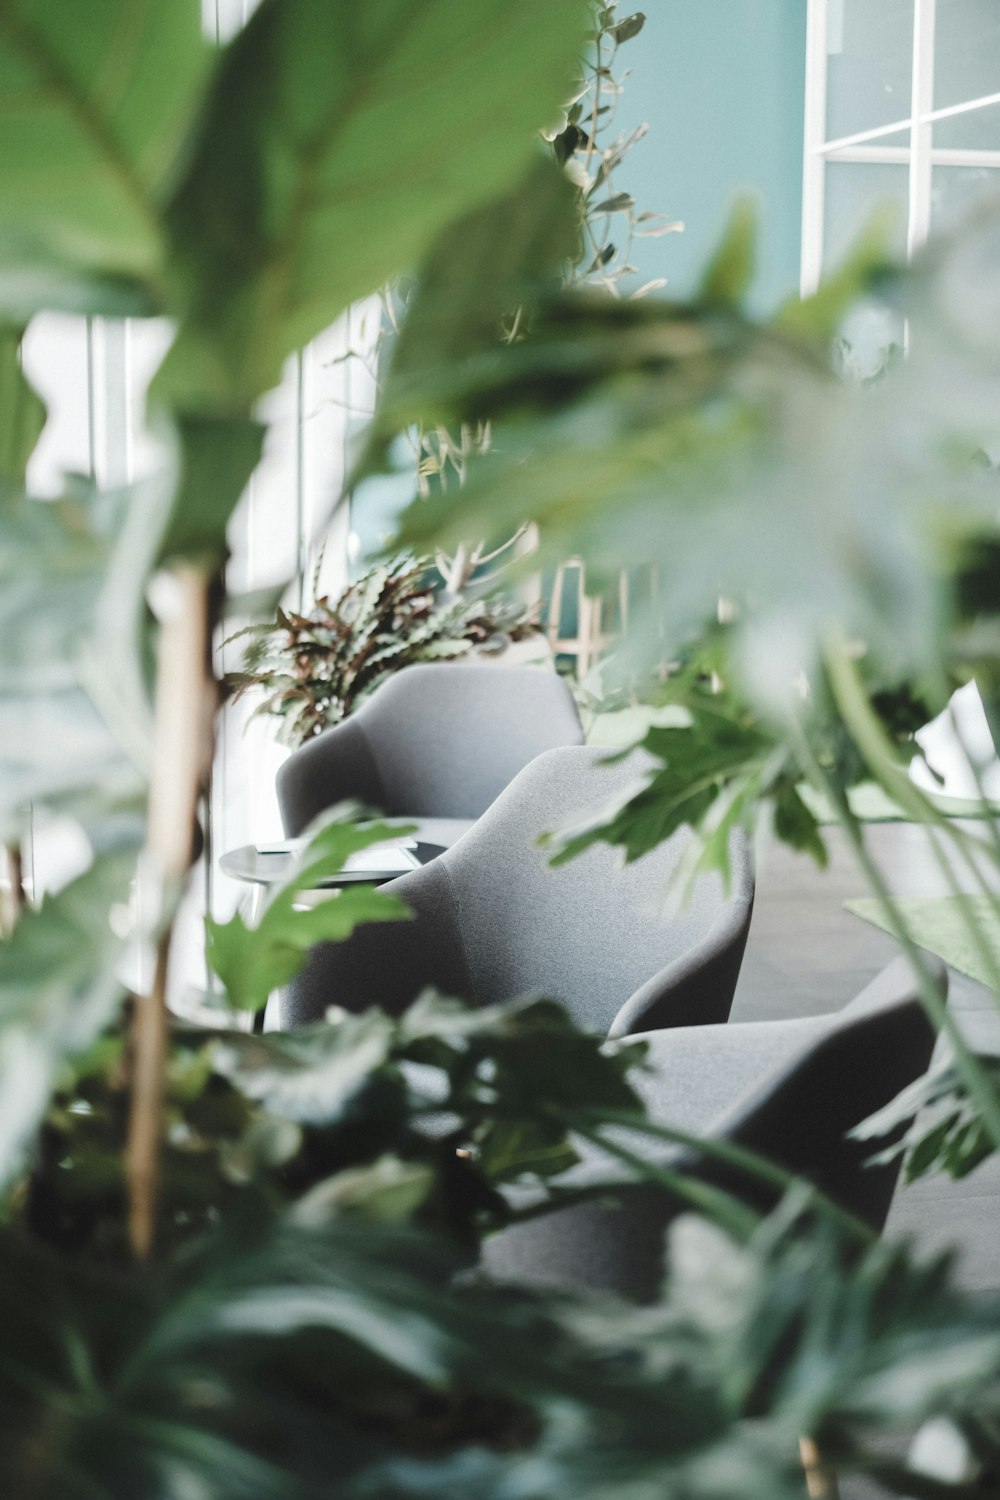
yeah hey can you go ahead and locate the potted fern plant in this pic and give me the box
[228,554,545,746]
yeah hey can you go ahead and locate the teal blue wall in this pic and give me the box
[616,0,807,312]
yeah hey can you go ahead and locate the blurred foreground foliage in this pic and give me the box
[2,0,1000,1496]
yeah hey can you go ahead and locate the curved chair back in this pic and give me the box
[283,746,754,1038]
[277,663,584,835]
[481,957,943,1300]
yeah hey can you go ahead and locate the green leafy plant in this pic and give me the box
[228,556,543,746]
[6,2,1000,1496]
[550,4,683,296]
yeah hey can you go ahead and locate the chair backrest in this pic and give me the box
[277,663,583,835]
[283,746,754,1037]
[480,957,943,1300]
[701,958,939,1231]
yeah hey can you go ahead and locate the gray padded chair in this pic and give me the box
[277,663,584,836]
[482,956,943,1300]
[282,745,755,1037]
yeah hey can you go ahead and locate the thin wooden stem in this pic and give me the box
[800,1436,841,1499]
[126,566,212,1261]
[1,841,24,936]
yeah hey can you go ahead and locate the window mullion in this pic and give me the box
[801,0,830,294]
[908,0,937,257]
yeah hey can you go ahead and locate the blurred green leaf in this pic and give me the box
[159,0,591,410]
[380,154,580,407]
[0,857,129,1190]
[290,1155,435,1227]
[0,1205,997,1500]
[698,196,757,309]
[0,324,44,483]
[0,481,160,838]
[384,206,1000,706]
[660,1208,1000,1455]
[212,1008,397,1122]
[0,0,209,317]
[853,1056,1000,1186]
[157,408,265,565]
[399,992,647,1183]
[776,207,898,343]
[205,814,415,1012]
[546,660,829,878]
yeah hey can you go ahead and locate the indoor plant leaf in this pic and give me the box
[380,207,1000,710]
[0,323,45,483]
[158,0,591,409]
[379,152,580,407]
[0,478,163,839]
[205,813,415,1013]
[0,0,209,317]
[0,856,130,1189]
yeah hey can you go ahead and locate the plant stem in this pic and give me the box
[575,1123,759,1239]
[806,652,1000,1150]
[800,1437,841,1499]
[578,1107,875,1245]
[1,841,23,937]
[126,566,212,1260]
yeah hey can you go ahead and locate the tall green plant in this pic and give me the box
[376,183,1000,1165]
[3,2,1000,1495]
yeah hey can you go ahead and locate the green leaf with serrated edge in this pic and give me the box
[205,812,415,1012]
[158,0,590,412]
[0,325,44,483]
[0,0,209,317]
[0,857,129,1189]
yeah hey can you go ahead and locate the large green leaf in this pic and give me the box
[0,479,163,838]
[0,857,129,1189]
[157,408,266,565]
[378,153,580,414]
[158,0,590,409]
[0,0,209,316]
[380,205,1000,709]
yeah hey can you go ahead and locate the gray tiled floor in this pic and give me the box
[730,821,1000,1498]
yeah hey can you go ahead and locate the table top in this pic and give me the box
[220,816,475,887]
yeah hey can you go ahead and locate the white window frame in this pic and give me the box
[802,0,1000,293]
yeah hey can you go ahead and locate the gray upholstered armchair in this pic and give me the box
[482,956,942,1299]
[276,663,584,836]
[282,745,755,1037]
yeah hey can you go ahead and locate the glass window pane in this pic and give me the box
[934,99,1000,151]
[931,163,1000,232]
[824,162,909,377]
[934,0,1000,113]
[824,162,910,264]
[826,0,913,141]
